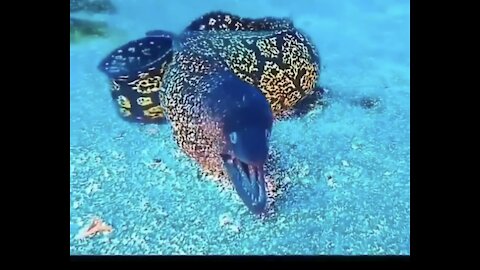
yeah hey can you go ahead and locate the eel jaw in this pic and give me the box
[221,154,267,214]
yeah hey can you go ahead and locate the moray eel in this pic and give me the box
[97,11,322,214]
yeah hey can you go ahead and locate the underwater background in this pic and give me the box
[70,0,410,255]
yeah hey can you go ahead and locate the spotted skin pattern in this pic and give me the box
[160,51,223,173]
[98,35,173,123]
[185,11,294,32]
[175,28,320,118]
[110,61,170,122]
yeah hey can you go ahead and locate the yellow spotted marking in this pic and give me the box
[117,95,131,109]
[119,107,131,117]
[131,76,162,94]
[137,97,153,106]
[143,105,164,119]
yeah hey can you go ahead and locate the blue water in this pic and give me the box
[70,0,410,255]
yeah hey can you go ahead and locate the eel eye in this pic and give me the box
[229,132,237,144]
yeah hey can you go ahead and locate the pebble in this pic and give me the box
[326,240,335,249]
[229,224,241,233]
[325,173,336,188]
[86,183,100,195]
[193,218,202,225]
[219,213,233,227]
[341,160,350,167]
[157,210,169,217]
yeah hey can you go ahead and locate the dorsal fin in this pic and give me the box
[185,11,294,32]
[145,30,176,39]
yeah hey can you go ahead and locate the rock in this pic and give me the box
[70,17,110,44]
[70,0,116,14]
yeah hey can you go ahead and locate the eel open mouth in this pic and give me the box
[221,154,267,214]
